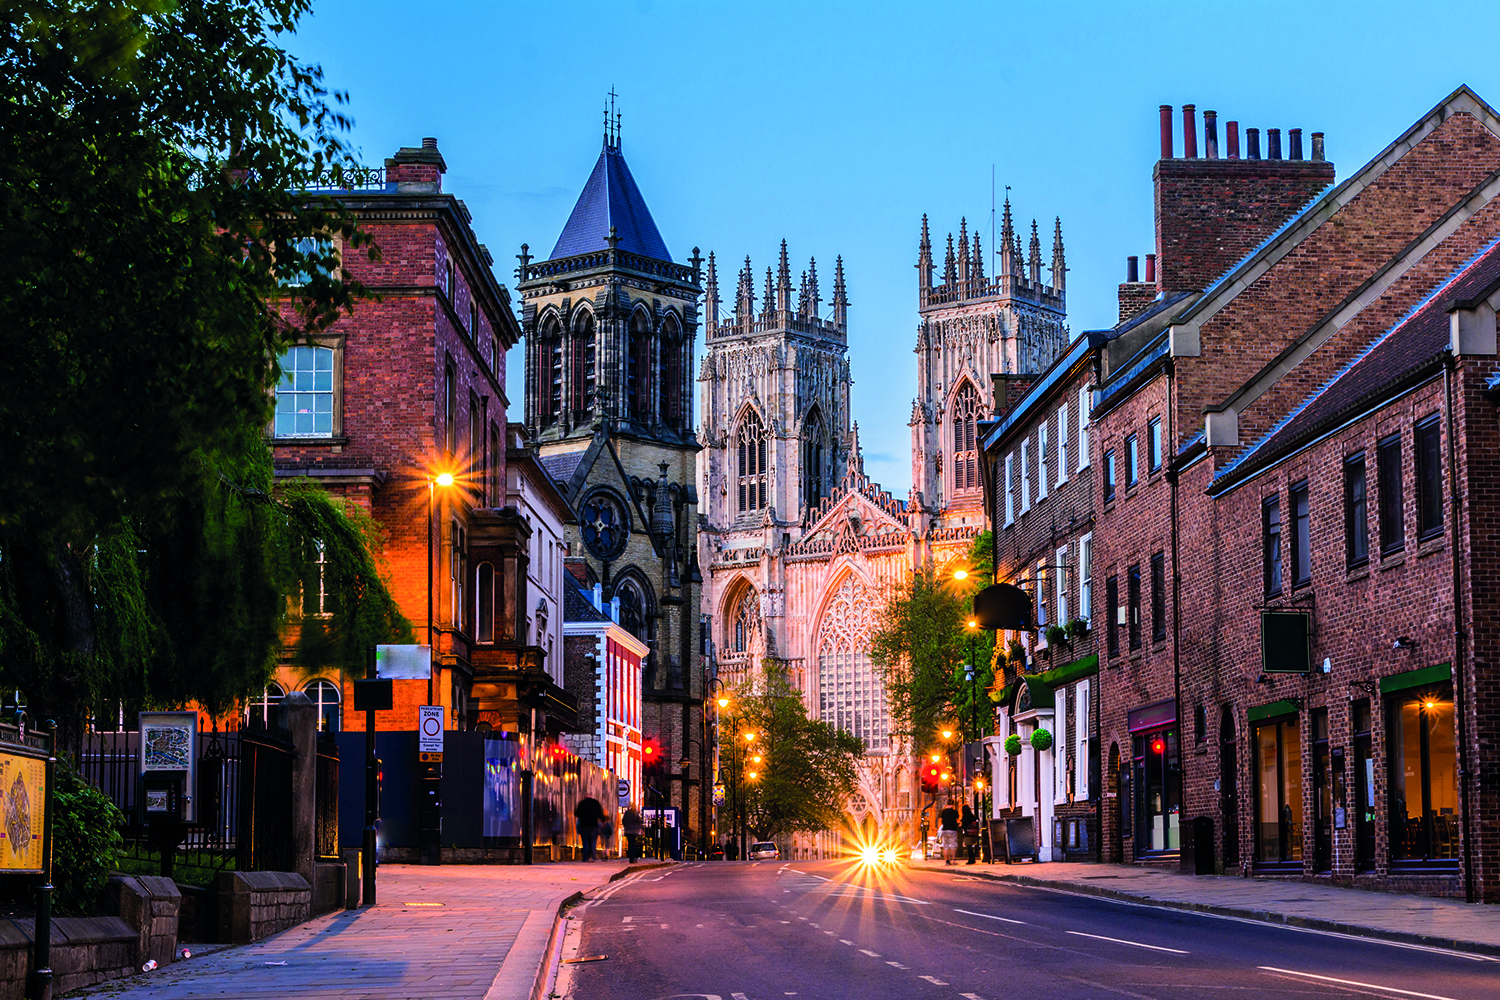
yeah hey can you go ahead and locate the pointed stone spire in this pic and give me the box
[704,251,720,329]
[943,233,957,285]
[1028,220,1042,284]
[797,270,809,316]
[806,256,820,319]
[776,239,792,313]
[737,256,754,322]
[1013,231,1025,275]
[971,231,985,287]
[918,214,933,291]
[849,420,865,478]
[999,197,1015,277]
[957,217,970,288]
[1051,217,1066,292]
[763,267,774,321]
[832,255,848,332]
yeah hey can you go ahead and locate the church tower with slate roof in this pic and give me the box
[517,103,707,846]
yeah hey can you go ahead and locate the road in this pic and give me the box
[557,860,1500,1000]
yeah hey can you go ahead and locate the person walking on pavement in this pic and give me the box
[622,806,644,863]
[939,800,961,865]
[961,803,980,864]
[575,795,605,861]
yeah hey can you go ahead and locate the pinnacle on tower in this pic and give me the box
[832,255,848,331]
[1051,217,1066,292]
[957,217,970,285]
[798,270,809,316]
[917,214,934,291]
[763,267,774,321]
[737,256,755,321]
[806,256,820,319]
[943,233,957,285]
[777,239,793,313]
[1028,220,1043,284]
[999,196,1015,277]
[704,251,720,329]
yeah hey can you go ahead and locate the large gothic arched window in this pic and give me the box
[613,577,653,645]
[817,575,886,752]
[730,585,760,654]
[737,410,768,514]
[540,315,563,427]
[951,381,983,493]
[660,314,683,429]
[570,309,595,419]
[627,310,652,422]
[802,408,825,511]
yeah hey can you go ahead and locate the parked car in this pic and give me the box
[748,841,779,860]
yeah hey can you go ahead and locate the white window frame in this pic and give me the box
[1075,679,1091,799]
[1037,424,1049,501]
[1057,402,1069,486]
[1004,453,1015,526]
[1077,387,1091,471]
[995,711,1012,810]
[1056,544,1069,626]
[1021,440,1031,512]
[1079,533,1093,624]
[1036,560,1048,627]
[1055,686,1068,804]
[1128,435,1139,487]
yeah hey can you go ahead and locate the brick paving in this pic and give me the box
[67,862,632,1000]
[914,859,1500,955]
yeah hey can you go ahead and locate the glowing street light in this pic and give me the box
[952,568,969,580]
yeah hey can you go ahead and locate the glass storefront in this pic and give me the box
[1353,699,1375,870]
[1386,684,1458,866]
[1132,727,1180,854]
[1254,714,1302,867]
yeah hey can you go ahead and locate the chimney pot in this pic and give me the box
[1246,127,1261,160]
[1159,105,1174,159]
[1311,131,1326,162]
[1226,121,1240,159]
[1289,128,1303,160]
[1127,256,1140,283]
[1268,128,1282,160]
[1145,254,1157,284]
[422,137,438,150]
[1204,110,1219,159]
[1182,104,1198,158]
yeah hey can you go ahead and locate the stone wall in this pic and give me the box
[217,871,312,945]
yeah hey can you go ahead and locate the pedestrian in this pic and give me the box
[622,806,644,863]
[575,795,605,861]
[939,800,961,865]
[961,803,979,865]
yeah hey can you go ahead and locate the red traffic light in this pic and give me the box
[1151,738,1165,755]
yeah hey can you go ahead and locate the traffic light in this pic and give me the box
[921,761,941,794]
[642,738,662,776]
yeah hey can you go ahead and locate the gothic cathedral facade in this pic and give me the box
[700,201,1067,856]
[517,125,709,845]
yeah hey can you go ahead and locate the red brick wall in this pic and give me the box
[1118,282,1156,323]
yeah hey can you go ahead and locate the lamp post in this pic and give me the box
[423,471,454,868]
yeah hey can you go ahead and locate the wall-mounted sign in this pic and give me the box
[138,711,198,823]
[418,705,444,753]
[0,749,45,872]
[376,645,432,681]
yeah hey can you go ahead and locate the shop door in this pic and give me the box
[1254,714,1303,869]
[1133,727,1180,855]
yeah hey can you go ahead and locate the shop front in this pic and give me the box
[1127,699,1179,859]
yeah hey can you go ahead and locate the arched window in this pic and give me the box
[730,586,760,653]
[614,578,651,644]
[539,316,563,426]
[275,345,335,437]
[245,683,285,731]
[660,315,683,428]
[737,411,768,514]
[305,679,341,732]
[570,310,595,418]
[816,576,885,752]
[475,562,495,643]
[951,381,983,493]
[802,408,825,511]
[627,310,652,421]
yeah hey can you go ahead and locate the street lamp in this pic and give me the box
[423,469,456,868]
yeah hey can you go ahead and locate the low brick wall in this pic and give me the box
[107,875,180,967]
[313,862,345,915]
[0,915,137,1000]
[217,871,311,945]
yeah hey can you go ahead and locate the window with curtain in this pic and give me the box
[275,345,336,438]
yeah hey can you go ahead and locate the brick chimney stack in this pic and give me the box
[1119,255,1157,323]
[386,137,447,193]
[1153,105,1334,295]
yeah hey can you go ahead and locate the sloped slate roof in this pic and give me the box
[549,143,671,263]
[539,450,587,487]
[1216,238,1500,487]
[563,574,611,624]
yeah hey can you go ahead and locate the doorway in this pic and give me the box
[1219,707,1238,871]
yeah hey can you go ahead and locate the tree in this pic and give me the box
[870,533,997,746]
[0,1,407,728]
[724,667,864,842]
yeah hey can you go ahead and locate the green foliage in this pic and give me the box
[1066,618,1090,643]
[52,759,124,914]
[1007,639,1027,672]
[0,1,407,721]
[870,533,996,744]
[1030,728,1053,752]
[1045,625,1068,650]
[1004,734,1023,756]
[723,667,864,841]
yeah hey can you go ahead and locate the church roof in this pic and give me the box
[562,574,611,624]
[549,141,672,263]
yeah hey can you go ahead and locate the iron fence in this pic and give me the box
[237,726,295,872]
[315,730,339,860]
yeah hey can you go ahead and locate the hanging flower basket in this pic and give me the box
[1004,734,1023,756]
[1030,728,1053,752]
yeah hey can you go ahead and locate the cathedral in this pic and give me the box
[698,202,1069,855]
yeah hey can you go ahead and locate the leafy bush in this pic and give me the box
[1045,625,1068,649]
[1067,618,1090,642]
[1030,729,1053,752]
[1004,734,1023,756]
[1007,640,1027,672]
[52,760,124,914]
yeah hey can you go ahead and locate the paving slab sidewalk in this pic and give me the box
[66,861,639,1000]
[914,858,1500,956]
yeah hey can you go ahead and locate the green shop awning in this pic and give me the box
[1248,699,1301,723]
[1379,663,1451,696]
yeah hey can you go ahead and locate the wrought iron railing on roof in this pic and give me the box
[294,166,388,193]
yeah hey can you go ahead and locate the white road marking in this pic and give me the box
[796,916,807,921]
[961,994,985,1000]
[1258,967,1461,1000]
[696,924,704,928]
[732,994,751,1000]
[823,930,834,935]
[778,920,791,923]
[621,916,633,923]
[953,907,1026,925]
[839,938,853,945]
[886,961,909,970]
[661,923,670,929]
[1065,930,1188,954]
[919,975,949,985]
[859,949,881,957]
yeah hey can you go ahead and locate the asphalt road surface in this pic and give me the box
[557,859,1500,1000]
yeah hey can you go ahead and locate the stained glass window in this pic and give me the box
[817,576,886,753]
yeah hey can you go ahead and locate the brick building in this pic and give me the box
[561,571,649,806]
[270,138,577,741]
[1008,88,1500,902]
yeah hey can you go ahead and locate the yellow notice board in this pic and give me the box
[0,750,45,872]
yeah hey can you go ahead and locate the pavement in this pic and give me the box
[66,860,651,1000]
[911,857,1500,956]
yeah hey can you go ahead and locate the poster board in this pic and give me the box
[139,711,198,823]
[0,748,45,872]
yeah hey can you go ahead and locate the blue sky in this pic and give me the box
[291,0,1500,495]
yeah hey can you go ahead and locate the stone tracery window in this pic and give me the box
[802,407,825,511]
[540,315,563,427]
[627,309,652,422]
[951,380,982,493]
[817,575,886,752]
[570,309,595,419]
[737,410,768,513]
[660,314,684,429]
[730,585,760,654]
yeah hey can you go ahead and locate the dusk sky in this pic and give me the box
[291,0,1500,495]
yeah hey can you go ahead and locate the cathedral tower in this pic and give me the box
[910,200,1069,529]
